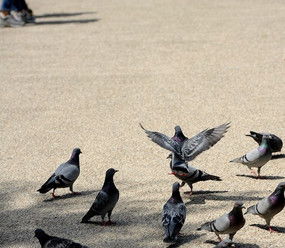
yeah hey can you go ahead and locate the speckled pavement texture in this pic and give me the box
[0,0,284,247]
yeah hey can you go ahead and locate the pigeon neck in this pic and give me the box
[103,175,116,189]
[272,187,285,198]
[174,131,187,142]
[171,190,183,203]
[67,153,80,166]
[230,207,243,218]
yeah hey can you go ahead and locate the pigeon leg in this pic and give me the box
[106,211,116,225]
[229,232,235,241]
[184,184,193,196]
[215,233,222,242]
[269,226,277,233]
[51,189,58,198]
[257,168,261,179]
[100,216,106,226]
[250,169,258,177]
[69,185,81,195]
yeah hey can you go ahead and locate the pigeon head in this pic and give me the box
[166,153,172,160]
[172,182,181,192]
[171,182,183,202]
[34,228,46,238]
[68,148,82,166]
[234,201,245,209]
[106,168,119,178]
[72,148,82,155]
[173,126,186,141]
[276,182,285,190]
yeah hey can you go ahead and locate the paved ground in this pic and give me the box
[1,0,285,247]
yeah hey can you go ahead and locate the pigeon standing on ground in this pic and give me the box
[34,229,89,248]
[246,131,283,153]
[81,168,119,225]
[37,148,82,198]
[168,153,221,195]
[197,202,245,242]
[140,122,230,161]
[245,182,285,232]
[162,182,186,243]
[230,135,272,177]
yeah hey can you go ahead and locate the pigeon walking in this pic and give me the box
[162,182,186,243]
[34,229,89,248]
[37,148,82,198]
[245,182,285,232]
[168,153,221,195]
[246,131,283,153]
[197,202,245,242]
[230,135,272,177]
[81,168,119,225]
[140,122,230,162]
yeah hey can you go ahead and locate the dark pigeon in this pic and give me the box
[162,182,186,243]
[34,229,89,248]
[246,131,283,153]
[140,122,230,162]
[230,135,272,178]
[37,148,82,198]
[245,182,285,232]
[81,168,119,225]
[197,202,245,242]
[168,153,221,195]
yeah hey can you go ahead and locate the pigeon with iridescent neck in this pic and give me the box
[168,153,221,195]
[230,135,272,177]
[162,182,186,243]
[246,131,283,153]
[197,202,245,242]
[140,122,230,162]
[37,148,82,198]
[34,229,89,248]
[245,182,285,232]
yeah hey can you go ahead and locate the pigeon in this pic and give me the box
[34,229,89,248]
[246,131,283,153]
[168,153,222,195]
[162,182,186,243]
[197,202,245,242]
[230,135,272,177]
[140,122,230,162]
[37,148,82,198]
[81,168,119,225]
[245,182,285,232]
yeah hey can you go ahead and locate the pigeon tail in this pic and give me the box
[197,221,212,231]
[244,205,257,215]
[163,236,177,243]
[201,173,222,182]
[229,157,242,163]
[37,176,56,194]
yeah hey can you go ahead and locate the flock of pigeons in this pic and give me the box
[34,123,284,248]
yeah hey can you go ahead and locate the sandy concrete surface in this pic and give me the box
[1,0,285,247]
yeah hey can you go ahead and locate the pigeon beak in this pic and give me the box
[245,134,253,137]
[168,172,176,175]
[166,154,172,159]
[115,170,119,173]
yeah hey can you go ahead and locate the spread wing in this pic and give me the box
[182,122,230,161]
[140,123,181,154]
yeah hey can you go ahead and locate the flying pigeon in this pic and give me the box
[140,122,230,162]
[197,202,245,242]
[34,229,89,248]
[162,182,186,243]
[245,182,285,232]
[168,153,221,195]
[246,131,283,153]
[81,168,119,225]
[37,148,82,198]
[230,135,272,177]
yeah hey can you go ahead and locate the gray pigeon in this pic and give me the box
[245,182,285,232]
[230,135,272,177]
[37,148,82,198]
[162,182,186,243]
[34,229,89,248]
[81,168,119,225]
[140,122,230,162]
[246,131,283,153]
[168,153,221,195]
[197,202,245,242]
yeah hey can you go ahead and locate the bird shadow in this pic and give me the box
[236,174,285,180]
[271,154,285,160]
[36,19,100,25]
[250,224,285,233]
[191,190,228,195]
[205,240,260,248]
[43,189,98,202]
[35,12,96,18]
[166,234,203,248]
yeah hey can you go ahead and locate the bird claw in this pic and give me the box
[269,227,278,233]
[51,193,59,198]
